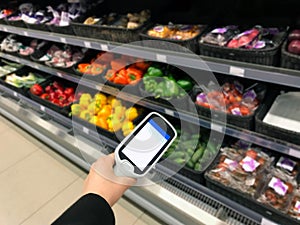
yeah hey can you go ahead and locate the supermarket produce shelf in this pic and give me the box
[0,52,299,159]
[0,84,118,149]
[0,24,300,88]
[0,92,273,225]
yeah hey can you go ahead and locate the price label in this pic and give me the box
[156,54,167,63]
[164,109,174,117]
[33,64,39,69]
[83,127,89,135]
[229,66,245,77]
[40,106,45,112]
[60,38,67,43]
[3,27,8,32]
[211,123,223,133]
[15,58,20,63]
[95,84,102,91]
[23,31,29,36]
[13,92,18,97]
[100,44,109,51]
[57,72,63,77]
[289,148,300,159]
[84,41,92,48]
[261,218,278,225]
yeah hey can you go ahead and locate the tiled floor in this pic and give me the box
[0,115,165,225]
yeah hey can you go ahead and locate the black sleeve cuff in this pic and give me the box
[52,193,115,225]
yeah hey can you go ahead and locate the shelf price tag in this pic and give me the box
[57,72,63,78]
[3,27,8,32]
[261,218,278,225]
[40,105,45,112]
[164,109,174,117]
[95,84,103,91]
[23,31,29,36]
[13,92,18,97]
[33,64,39,69]
[156,54,167,63]
[100,44,109,51]
[83,127,89,135]
[60,38,67,43]
[229,66,245,77]
[15,58,20,63]
[289,148,300,159]
[84,41,92,48]
[211,123,223,133]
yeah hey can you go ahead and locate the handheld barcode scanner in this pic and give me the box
[114,112,177,178]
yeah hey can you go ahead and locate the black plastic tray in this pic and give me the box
[255,90,300,146]
[205,174,300,225]
[140,24,206,54]
[25,22,51,32]
[28,78,77,116]
[199,28,287,66]
[191,80,267,130]
[72,16,150,43]
[280,40,300,71]
[47,24,74,35]
[0,68,50,97]
[5,13,26,28]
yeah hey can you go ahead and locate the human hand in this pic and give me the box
[82,153,136,206]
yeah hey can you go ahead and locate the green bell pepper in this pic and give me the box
[177,79,193,91]
[164,79,179,97]
[144,66,163,77]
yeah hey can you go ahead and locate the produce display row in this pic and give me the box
[0,32,299,148]
[205,141,300,224]
[1,67,300,224]
[1,3,300,71]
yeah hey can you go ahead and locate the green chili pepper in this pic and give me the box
[187,160,195,168]
[191,146,205,163]
[176,79,193,91]
[144,67,163,77]
[194,162,202,171]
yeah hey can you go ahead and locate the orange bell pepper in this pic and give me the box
[113,69,128,85]
[91,64,106,75]
[78,63,92,74]
[126,67,143,85]
[105,69,116,81]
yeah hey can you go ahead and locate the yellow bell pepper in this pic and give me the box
[98,105,112,119]
[114,106,126,121]
[94,93,107,106]
[111,99,122,109]
[80,110,92,121]
[89,116,98,125]
[88,101,100,115]
[122,121,134,132]
[125,107,138,121]
[71,104,81,116]
[79,93,92,109]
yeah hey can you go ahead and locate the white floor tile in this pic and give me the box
[134,213,165,225]
[0,150,78,225]
[113,198,144,225]
[0,129,39,173]
[21,177,84,225]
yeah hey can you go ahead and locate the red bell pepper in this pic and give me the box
[30,84,44,96]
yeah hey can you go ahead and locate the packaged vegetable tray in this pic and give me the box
[280,29,300,71]
[199,26,287,66]
[5,12,27,28]
[160,127,221,184]
[205,172,300,225]
[191,79,267,130]
[255,90,300,146]
[140,24,206,53]
[0,67,49,97]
